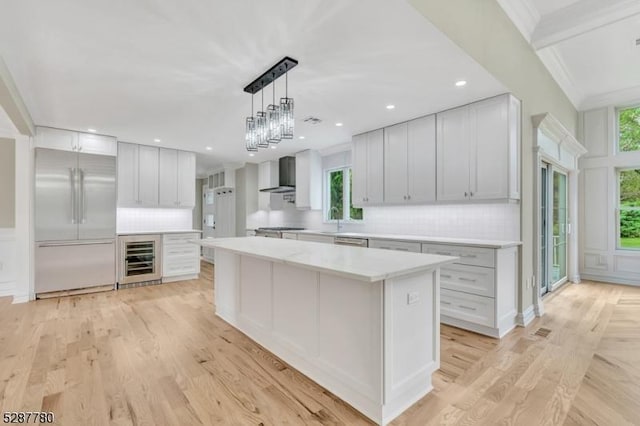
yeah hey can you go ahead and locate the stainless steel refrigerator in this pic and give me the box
[34,147,117,294]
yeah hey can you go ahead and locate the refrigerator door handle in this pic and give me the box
[38,240,114,247]
[79,168,86,224]
[69,167,77,224]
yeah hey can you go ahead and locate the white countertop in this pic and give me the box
[194,237,457,282]
[292,230,521,249]
[117,229,203,235]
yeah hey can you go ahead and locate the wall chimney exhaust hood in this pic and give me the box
[260,156,296,193]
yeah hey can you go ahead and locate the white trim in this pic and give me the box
[580,85,640,111]
[318,142,351,157]
[536,47,583,109]
[516,305,535,326]
[12,293,29,304]
[495,0,540,43]
[580,274,640,287]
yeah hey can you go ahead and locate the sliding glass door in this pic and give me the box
[540,163,568,296]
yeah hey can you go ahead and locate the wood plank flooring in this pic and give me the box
[1,262,639,425]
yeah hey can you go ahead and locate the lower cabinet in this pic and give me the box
[297,234,335,244]
[422,243,517,338]
[162,233,200,282]
[368,239,421,253]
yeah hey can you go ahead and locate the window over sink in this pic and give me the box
[325,167,363,222]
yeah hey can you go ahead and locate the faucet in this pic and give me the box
[329,206,343,233]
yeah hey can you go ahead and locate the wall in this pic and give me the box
[408,0,578,314]
[0,137,15,227]
[193,178,205,230]
[579,107,640,285]
[117,208,193,233]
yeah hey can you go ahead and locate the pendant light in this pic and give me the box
[267,73,282,143]
[245,93,257,152]
[280,65,294,139]
[256,85,268,148]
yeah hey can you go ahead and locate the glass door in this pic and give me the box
[540,164,568,296]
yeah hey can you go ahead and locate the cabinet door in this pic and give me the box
[469,96,509,200]
[159,148,178,206]
[351,133,368,206]
[138,145,159,206]
[366,129,384,204]
[35,127,78,152]
[437,106,470,201]
[383,122,408,204]
[407,115,436,203]
[177,151,196,207]
[78,133,117,156]
[117,142,139,206]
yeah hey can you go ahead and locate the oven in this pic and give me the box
[118,234,162,286]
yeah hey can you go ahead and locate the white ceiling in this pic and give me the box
[0,0,507,175]
[498,0,640,110]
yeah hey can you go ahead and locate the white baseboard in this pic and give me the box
[580,274,640,287]
[516,305,535,327]
[12,293,29,304]
[570,274,581,283]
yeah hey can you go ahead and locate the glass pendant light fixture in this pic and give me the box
[267,73,282,144]
[280,65,294,139]
[256,86,268,148]
[245,93,257,152]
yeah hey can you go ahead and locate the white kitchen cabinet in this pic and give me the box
[137,145,159,206]
[162,232,200,282]
[177,151,196,207]
[297,233,335,244]
[383,115,436,204]
[117,142,158,207]
[369,239,421,253]
[437,94,520,202]
[352,128,383,207]
[159,148,178,206]
[422,242,517,338]
[208,167,235,190]
[295,150,322,210]
[156,148,196,208]
[36,127,116,155]
[258,161,280,210]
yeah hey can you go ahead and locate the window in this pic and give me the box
[618,106,640,152]
[326,167,363,221]
[619,168,640,249]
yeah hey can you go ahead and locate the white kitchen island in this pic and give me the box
[195,237,457,425]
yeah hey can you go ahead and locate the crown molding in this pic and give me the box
[536,46,583,109]
[532,113,587,157]
[495,0,540,43]
[579,85,640,111]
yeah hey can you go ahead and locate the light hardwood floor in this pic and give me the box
[1,262,639,425]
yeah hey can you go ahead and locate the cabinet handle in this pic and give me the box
[395,248,409,251]
[407,195,411,200]
[440,274,452,279]
[436,251,452,256]
[442,301,452,305]
[459,305,477,311]
[460,254,477,258]
[464,192,468,197]
[458,277,477,283]
[403,195,407,200]
[470,192,474,197]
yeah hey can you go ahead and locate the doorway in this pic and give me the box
[540,163,568,296]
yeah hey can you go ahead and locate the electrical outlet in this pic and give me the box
[407,292,419,305]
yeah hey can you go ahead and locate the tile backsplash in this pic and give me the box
[117,208,193,233]
[247,201,520,241]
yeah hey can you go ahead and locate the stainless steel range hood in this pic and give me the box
[260,156,296,193]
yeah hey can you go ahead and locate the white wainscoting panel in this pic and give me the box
[582,167,609,251]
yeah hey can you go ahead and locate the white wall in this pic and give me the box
[0,137,15,227]
[579,107,640,285]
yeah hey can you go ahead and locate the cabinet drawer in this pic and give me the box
[440,264,495,298]
[163,256,199,277]
[441,289,495,328]
[281,232,298,240]
[297,234,335,244]
[163,233,200,245]
[164,243,199,257]
[422,243,494,267]
[369,239,421,253]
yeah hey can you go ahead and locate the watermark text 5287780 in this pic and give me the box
[3,412,55,424]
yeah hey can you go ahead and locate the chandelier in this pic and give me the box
[244,57,298,152]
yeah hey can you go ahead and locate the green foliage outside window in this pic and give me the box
[619,168,640,248]
[619,107,640,152]
[327,168,362,221]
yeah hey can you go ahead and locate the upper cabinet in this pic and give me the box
[437,94,520,202]
[117,142,195,208]
[296,150,322,210]
[36,127,116,156]
[352,128,384,206]
[384,115,436,204]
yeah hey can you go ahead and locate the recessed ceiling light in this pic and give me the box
[386,105,395,110]
[299,136,305,140]
[455,80,467,87]
[270,145,277,149]
[87,128,97,133]
[205,146,212,151]
[153,138,161,143]
[335,122,343,127]
[249,153,255,157]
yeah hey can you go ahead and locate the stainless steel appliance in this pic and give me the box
[34,147,117,295]
[255,227,305,238]
[334,236,369,247]
[118,234,162,286]
[259,156,296,193]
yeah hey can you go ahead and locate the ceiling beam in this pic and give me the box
[531,0,640,50]
[0,57,34,136]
